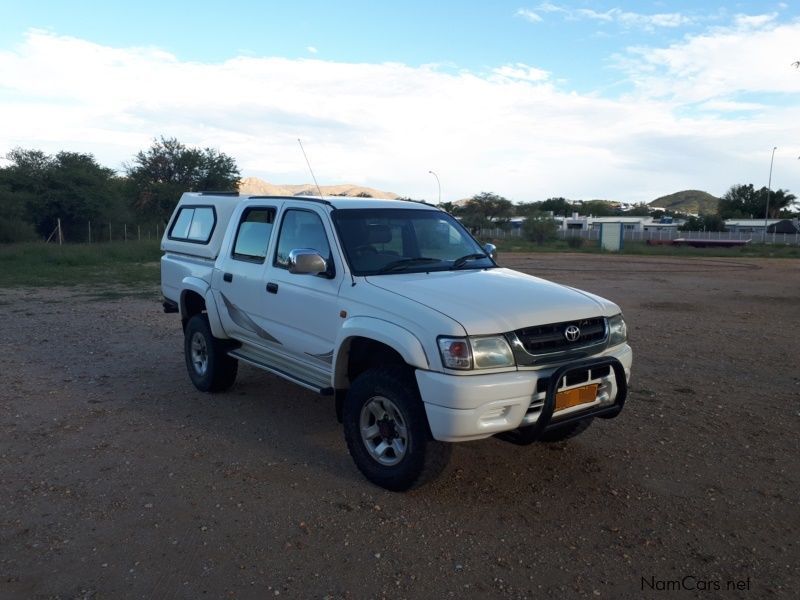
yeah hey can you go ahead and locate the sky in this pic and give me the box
[0,0,799,204]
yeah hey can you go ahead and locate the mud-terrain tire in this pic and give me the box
[184,314,238,392]
[539,417,594,442]
[343,367,451,491]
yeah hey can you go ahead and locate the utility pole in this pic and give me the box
[428,170,441,204]
[763,146,777,242]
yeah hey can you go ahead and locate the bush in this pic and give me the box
[567,236,584,249]
[522,216,558,245]
[0,217,39,243]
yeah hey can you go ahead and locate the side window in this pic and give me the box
[232,207,276,262]
[169,206,216,243]
[275,209,331,269]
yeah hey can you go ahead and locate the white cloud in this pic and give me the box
[584,8,691,28]
[733,13,778,29]
[492,63,550,82]
[697,100,765,112]
[574,8,615,22]
[0,29,798,203]
[536,3,566,14]
[307,46,318,54]
[515,9,542,23]
[620,19,800,104]
[532,3,691,30]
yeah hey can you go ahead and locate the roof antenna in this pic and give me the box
[297,138,357,287]
[297,138,325,200]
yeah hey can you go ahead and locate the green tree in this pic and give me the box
[540,197,573,217]
[0,157,38,242]
[0,148,125,240]
[459,192,514,230]
[577,200,619,217]
[439,201,456,214]
[514,201,544,217]
[45,152,124,238]
[626,203,651,216]
[0,149,50,228]
[522,213,558,244]
[718,184,797,219]
[679,214,727,232]
[126,137,240,222]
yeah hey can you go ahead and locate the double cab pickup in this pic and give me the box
[161,192,632,490]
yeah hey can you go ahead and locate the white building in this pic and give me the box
[724,219,781,233]
[554,213,683,233]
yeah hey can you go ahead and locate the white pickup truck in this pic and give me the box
[161,192,632,490]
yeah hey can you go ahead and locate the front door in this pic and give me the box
[259,205,344,370]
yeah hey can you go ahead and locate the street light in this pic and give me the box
[763,146,777,242]
[428,170,441,204]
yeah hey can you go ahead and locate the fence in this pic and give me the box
[477,227,800,246]
[41,221,800,246]
[44,220,165,244]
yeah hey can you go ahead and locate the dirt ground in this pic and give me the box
[1,253,798,599]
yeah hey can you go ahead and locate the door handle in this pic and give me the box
[266,282,279,294]
[223,272,233,282]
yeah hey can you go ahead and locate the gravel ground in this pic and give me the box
[1,253,798,599]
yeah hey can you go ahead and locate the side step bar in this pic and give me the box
[228,349,333,396]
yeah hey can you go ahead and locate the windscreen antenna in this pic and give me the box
[297,138,357,287]
[297,138,325,200]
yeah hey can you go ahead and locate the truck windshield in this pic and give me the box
[332,208,494,276]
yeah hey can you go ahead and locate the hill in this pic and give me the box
[239,177,399,199]
[649,190,720,215]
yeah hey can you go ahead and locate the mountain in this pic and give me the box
[238,177,399,199]
[649,190,720,215]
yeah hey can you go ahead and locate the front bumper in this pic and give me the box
[416,344,632,442]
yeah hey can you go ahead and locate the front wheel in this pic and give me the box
[184,314,238,392]
[343,367,450,491]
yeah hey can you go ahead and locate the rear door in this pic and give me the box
[213,202,282,346]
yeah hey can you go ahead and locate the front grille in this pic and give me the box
[515,317,606,355]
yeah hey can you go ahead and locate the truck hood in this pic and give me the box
[365,267,620,335]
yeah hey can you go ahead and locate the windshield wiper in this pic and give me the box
[377,257,442,274]
[452,253,489,269]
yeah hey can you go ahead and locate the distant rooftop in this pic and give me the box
[724,219,781,226]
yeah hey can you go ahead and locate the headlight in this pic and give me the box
[438,336,515,370]
[471,336,515,368]
[608,314,627,346]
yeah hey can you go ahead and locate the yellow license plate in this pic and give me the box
[555,384,598,412]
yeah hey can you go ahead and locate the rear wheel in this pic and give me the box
[184,314,238,392]
[343,367,450,491]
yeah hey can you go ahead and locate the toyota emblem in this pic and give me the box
[564,325,581,342]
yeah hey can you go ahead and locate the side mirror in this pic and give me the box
[483,243,497,261]
[288,249,328,275]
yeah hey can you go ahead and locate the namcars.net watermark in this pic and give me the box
[642,575,751,592]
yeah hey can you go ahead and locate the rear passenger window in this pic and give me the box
[168,206,216,243]
[233,207,276,262]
